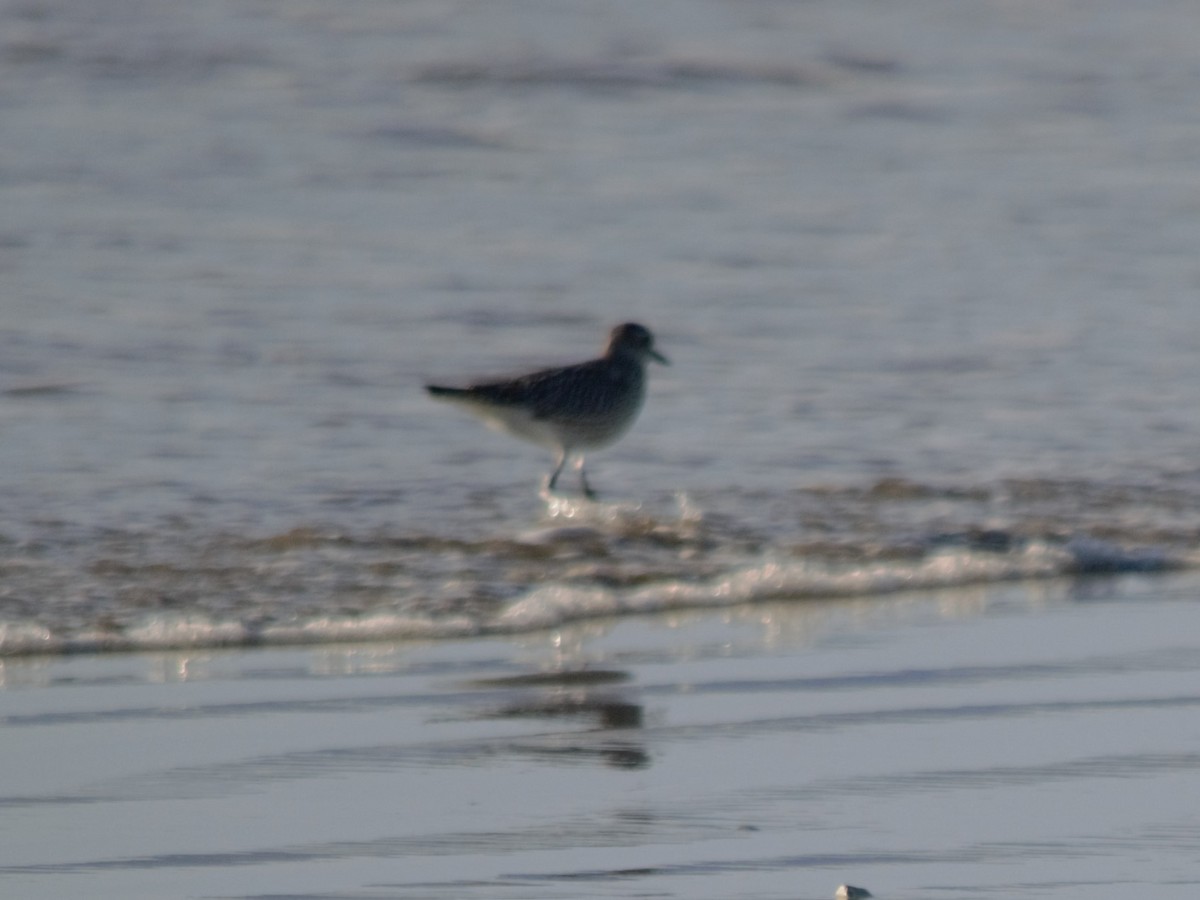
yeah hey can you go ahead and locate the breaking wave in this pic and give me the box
[0,477,1195,657]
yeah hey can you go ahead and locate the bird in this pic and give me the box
[835,886,873,900]
[425,322,668,499]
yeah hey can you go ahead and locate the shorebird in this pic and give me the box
[425,322,668,499]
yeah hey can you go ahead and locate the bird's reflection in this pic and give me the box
[464,667,649,769]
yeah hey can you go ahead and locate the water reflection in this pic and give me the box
[467,667,649,769]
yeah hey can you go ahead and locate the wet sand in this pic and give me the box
[4,573,1200,900]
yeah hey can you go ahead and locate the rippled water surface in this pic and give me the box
[2,1,1200,896]
[4,0,1200,651]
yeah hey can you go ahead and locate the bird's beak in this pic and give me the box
[650,348,669,365]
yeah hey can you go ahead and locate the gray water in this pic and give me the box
[4,0,1200,652]
[4,4,1200,898]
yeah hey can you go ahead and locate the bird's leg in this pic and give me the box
[547,448,568,493]
[574,455,597,501]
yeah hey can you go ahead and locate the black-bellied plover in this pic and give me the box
[426,322,668,499]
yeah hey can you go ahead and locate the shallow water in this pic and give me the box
[5,0,1200,652]
[4,0,1200,649]
[3,2,1200,896]
[3,573,1200,900]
